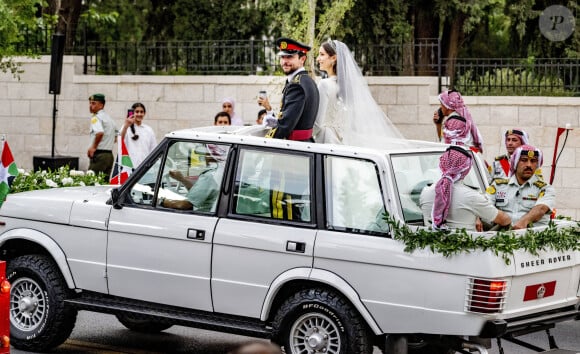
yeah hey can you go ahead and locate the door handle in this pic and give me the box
[187,228,205,240]
[286,241,306,253]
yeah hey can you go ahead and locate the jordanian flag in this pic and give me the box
[0,141,19,208]
[109,135,134,185]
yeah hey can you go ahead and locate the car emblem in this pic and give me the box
[537,284,546,299]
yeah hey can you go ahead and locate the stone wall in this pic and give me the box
[1,56,579,219]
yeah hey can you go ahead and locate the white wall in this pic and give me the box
[1,55,579,219]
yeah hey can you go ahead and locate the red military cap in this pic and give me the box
[276,37,311,56]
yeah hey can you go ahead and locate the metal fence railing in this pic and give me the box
[83,39,441,77]
[450,58,580,96]
[13,26,580,96]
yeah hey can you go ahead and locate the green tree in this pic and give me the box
[0,0,48,76]
[171,0,269,41]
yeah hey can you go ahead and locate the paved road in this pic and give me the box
[11,311,580,354]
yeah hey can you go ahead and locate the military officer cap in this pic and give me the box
[276,37,311,56]
[89,93,106,103]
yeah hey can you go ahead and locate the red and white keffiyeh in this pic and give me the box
[431,146,473,230]
[438,90,484,153]
[509,144,542,176]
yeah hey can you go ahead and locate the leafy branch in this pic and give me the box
[383,212,580,265]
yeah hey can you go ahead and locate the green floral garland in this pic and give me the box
[383,213,580,265]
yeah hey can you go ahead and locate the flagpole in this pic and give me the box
[51,93,57,158]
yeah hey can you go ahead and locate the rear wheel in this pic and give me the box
[272,288,372,354]
[116,313,173,333]
[7,255,77,351]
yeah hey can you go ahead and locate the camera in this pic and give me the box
[436,108,444,124]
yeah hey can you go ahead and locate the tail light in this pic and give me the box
[466,278,508,314]
[0,261,9,353]
[0,335,8,350]
[0,280,9,294]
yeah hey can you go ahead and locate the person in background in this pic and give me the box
[256,109,267,125]
[420,145,511,231]
[120,102,156,168]
[258,37,319,142]
[433,89,484,153]
[487,144,555,229]
[214,111,231,126]
[489,128,529,179]
[222,98,243,126]
[88,93,116,176]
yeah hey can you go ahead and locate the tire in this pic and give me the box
[116,313,173,333]
[272,288,372,354]
[7,255,77,351]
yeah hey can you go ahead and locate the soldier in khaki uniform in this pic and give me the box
[420,145,511,231]
[487,144,555,229]
[488,128,529,180]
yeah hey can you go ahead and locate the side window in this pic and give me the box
[325,156,388,235]
[128,154,163,206]
[128,140,230,213]
[233,149,312,223]
[391,151,485,224]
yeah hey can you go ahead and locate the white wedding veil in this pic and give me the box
[331,40,404,147]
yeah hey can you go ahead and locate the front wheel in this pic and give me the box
[7,255,77,351]
[272,288,372,354]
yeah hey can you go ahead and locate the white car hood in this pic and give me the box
[1,186,114,228]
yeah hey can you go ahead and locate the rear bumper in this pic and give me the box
[479,306,580,338]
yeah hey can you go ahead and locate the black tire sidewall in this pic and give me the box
[275,290,357,354]
[7,255,75,350]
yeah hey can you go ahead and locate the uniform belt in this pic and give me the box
[288,129,313,141]
[94,149,112,154]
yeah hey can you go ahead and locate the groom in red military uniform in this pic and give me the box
[261,37,320,142]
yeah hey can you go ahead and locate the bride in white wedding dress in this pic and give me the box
[314,39,404,147]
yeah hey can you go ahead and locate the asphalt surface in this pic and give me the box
[10,310,580,353]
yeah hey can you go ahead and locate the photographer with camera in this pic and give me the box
[433,89,484,154]
[120,102,157,168]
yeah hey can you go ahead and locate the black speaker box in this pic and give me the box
[33,155,79,171]
[49,34,66,95]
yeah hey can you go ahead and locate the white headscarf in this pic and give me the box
[222,97,244,126]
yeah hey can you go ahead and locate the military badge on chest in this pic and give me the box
[496,190,507,203]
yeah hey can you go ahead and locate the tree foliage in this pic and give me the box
[0,0,47,76]
[5,0,579,78]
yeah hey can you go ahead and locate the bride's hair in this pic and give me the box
[321,40,337,75]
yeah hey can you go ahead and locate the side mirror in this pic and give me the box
[111,188,123,209]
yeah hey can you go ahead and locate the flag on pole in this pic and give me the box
[109,135,133,185]
[0,140,19,208]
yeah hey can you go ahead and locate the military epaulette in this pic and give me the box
[493,178,509,185]
[494,154,508,161]
[292,74,302,84]
[533,180,547,189]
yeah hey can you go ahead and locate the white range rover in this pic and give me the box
[0,125,578,354]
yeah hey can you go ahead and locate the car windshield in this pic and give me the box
[390,151,484,224]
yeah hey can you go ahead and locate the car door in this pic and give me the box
[107,140,231,311]
[211,147,317,318]
[312,155,430,333]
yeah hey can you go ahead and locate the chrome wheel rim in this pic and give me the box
[10,277,47,332]
[289,312,341,354]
